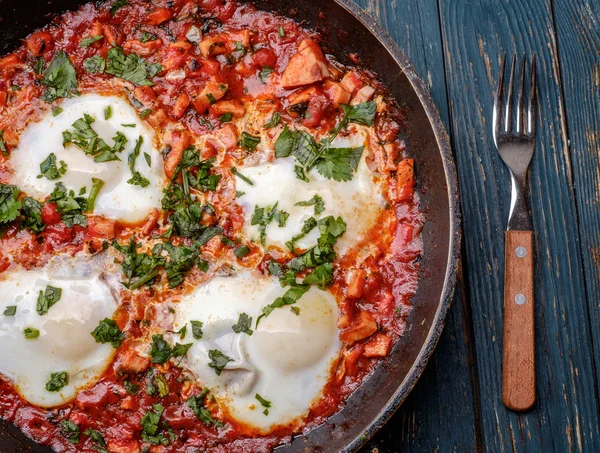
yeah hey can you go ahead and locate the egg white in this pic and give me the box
[0,262,118,407]
[10,94,165,223]
[236,131,385,255]
[172,271,340,431]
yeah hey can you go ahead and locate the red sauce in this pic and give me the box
[0,0,423,451]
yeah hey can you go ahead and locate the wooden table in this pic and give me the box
[354,0,600,451]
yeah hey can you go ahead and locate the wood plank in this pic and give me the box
[552,0,600,403]
[353,1,481,451]
[438,0,600,450]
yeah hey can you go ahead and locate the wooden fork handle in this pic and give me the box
[502,230,535,411]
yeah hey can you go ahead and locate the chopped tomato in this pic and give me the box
[0,54,21,73]
[251,47,277,68]
[41,203,61,225]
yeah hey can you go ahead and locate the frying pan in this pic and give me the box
[0,0,461,451]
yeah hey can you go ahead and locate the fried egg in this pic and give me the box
[236,131,385,255]
[172,272,340,431]
[0,260,118,407]
[10,94,165,223]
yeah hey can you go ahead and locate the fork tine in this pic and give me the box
[528,55,537,136]
[494,53,506,139]
[505,54,516,133]
[517,54,526,133]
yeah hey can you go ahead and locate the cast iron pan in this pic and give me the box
[0,0,461,451]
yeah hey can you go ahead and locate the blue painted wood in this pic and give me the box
[437,0,600,451]
[353,1,482,452]
[552,0,600,403]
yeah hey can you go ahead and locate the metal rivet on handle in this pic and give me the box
[515,246,527,258]
[515,294,526,305]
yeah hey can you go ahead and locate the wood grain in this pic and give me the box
[552,0,600,405]
[438,0,600,450]
[502,230,535,412]
[353,1,482,452]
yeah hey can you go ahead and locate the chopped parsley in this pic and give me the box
[0,130,7,156]
[259,66,273,84]
[149,334,172,364]
[0,184,21,225]
[238,131,260,151]
[190,320,203,340]
[112,238,163,290]
[187,390,224,428]
[83,55,106,74]
[295,194,325,215]
[256,284,310,327]
[63,114,128,163]
[127,136,150,187]
[45,371,68,392]
[49,182,87,227]
[303,262,334,289]
[208,349,233,376]
[231,167,253,185]
[232,313,253,335]
[110,0,128,16]
[3,306,16,316]
[263,112,281,129]
[251,203,289,245]
[233,244,250,259]
[36,285,62,315]
[219,113,232,122]
[83,428,107,452]
[153,241,212,288]
[38,153,67,180]
[23,327,40,339]
[104,105,112,120]
[87,177,104,212]
[40,51,78,102]
[60,420,80,444]
[105,47,162,86]
[154,373,169,397]
[91,318,124,348]
[80,35,103,48]
[52,106,64,117]
[140,404,166,445]
[140,31,157,43]
[123,380,139,395]
[285,216,317,253]
[278,26,285,37]
[274,102,376,182]
[148,334,192,364]
[140,108,152,119]
[255,394,272,415]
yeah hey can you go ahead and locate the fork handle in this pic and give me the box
[502,230,535,411]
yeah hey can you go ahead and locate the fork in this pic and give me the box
[493,54,537,412]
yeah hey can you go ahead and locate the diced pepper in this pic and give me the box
[171,92,190,119]
[191,81,228,114]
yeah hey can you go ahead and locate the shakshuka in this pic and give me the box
[0,0,422,451]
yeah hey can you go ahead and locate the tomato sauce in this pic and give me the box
[0,0,423,451]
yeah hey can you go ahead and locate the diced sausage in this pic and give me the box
[340,71,363,96]
[281,39,330,88]
[163,129,192,179]
[25,32,54,56]
[346,268,367,299]
[340,310,378,344]
[396,158,415,201]
[118,349,150,374]
[123,39,162,57]
[351,85,376,105]
[171,92,190,119]
[102,25,124,47]
[146,7,173,26]
[209,99,245,118]
[324,80,351,107]
[364,334,392,358]
[191,81,228,114]
[199,36,227,58]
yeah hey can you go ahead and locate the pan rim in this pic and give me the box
[329,0,462,451]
